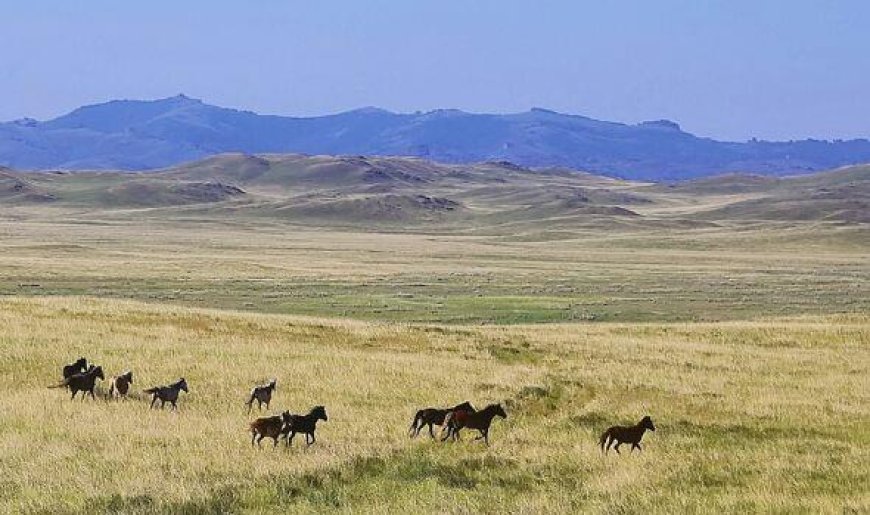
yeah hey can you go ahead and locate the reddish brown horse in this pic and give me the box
[250,411,292,448]
[441,403,507,445]
[409,401,474,439]
[599,416,656,454]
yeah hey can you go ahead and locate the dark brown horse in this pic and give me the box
[442,403,507,445]
[246,378,276,413]
[600,416,656,454]
[250,411,292,448]
[409,401,475,439]
[49,365,104,400]
[108,370,133,399]
[283,406,328,446]
[62,357,88,379]
[144,378,188,410]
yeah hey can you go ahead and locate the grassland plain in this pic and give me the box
[0,211,867,324]
[0,162,868,513]
[0,297,867,513]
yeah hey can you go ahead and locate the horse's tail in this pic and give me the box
[245,390,256,410]
[599,428,611,451]
[108,381,116,398]
[143,387,158,395]
[47,380,68,389]
[408,410,423,437]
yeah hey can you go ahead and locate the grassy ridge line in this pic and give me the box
[1,296,867,512]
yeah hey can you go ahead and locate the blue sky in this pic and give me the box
[2,0,867,141]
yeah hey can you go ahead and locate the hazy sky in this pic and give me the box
[2,0,868,141]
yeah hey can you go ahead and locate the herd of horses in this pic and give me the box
[49,357,656,453]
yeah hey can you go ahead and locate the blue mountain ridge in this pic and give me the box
[2,94,869,180]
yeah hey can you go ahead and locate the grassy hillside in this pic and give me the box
[0,297,866,513]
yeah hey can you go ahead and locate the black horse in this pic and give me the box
[144,378,189,410]
[283,406,328,446]
[62,357,88,379]
[600,416,656,454]
[49,365,104,400]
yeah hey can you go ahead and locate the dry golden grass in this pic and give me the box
[1,297,867,513]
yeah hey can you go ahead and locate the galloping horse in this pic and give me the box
[409,401,475,439]
[62,357,88,379]
[283,406,328,446]
[246,378,277,413]
[49,365,104,400]
[108,370,133,399]
[144,378,189,410]
[599,416,656,454]
[441,403,507,445]
[250,411,292,448]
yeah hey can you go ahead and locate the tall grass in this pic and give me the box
[1,297,866,512]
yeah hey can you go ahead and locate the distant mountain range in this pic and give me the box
[2,95,869,180]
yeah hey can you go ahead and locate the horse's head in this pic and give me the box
[281,411,293,424]
[177,378,189,393]
[491,404,507,419]
[641,415,655,431]
[92,366,105,381]
[311,405,328,421]
[269,378,277,389]
[75,357,88,369]
[124,370,133,383]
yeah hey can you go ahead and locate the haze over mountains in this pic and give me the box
[2,95,869,180]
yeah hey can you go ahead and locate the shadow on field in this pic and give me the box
[89,450,536,512]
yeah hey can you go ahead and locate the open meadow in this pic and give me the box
[0,160,868,512]
[1,297,867,513]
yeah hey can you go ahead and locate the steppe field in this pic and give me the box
[0,157,868,513]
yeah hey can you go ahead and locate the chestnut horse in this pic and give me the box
[441,403,507,445]
[409,401,474,439]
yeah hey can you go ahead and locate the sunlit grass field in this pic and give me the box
[1,297,867,513]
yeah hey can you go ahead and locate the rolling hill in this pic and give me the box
[2,95,870,180]
[1,153,867,229]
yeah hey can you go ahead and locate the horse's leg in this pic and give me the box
[428,423,436,439]
[251,432,257,446]
[484,428,490,446]
[614,441,622,454]
[605,436,614,453]
[633,443,642,452]
[171,400,178,411]
[70,389,77,400]
[288,432,296,446]
[149,395,157,409]
[310,432,316,445]
[257,434,264,448]
[272,436,278,448]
